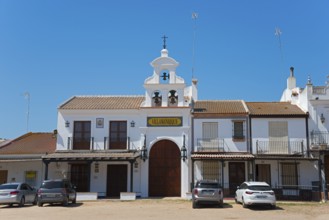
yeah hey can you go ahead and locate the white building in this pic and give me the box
[43,47,196,198]
[281,67,329,200]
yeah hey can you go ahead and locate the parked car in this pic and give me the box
[192,180,223,208]
[0,182,37,207]
[37,179,76,207]
[235,181,276,208]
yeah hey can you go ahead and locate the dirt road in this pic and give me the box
[1,199,329,220]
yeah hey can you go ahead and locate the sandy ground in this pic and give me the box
[1,199,329,220]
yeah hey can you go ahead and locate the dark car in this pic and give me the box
[0,182,37,207]
[192,180,223,208]
[37,179,76,207]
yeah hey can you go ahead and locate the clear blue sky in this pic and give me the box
[1,0,328,139]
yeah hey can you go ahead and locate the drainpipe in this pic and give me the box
[305,114,310,157]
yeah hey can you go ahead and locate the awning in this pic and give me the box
[42,151,141,162]
[191,153,254,160]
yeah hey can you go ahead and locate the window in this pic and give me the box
[73,121,91,150]
[110,121,127,149]
[281,163,298,188]
[25,171,37,187]
[202,161,220,181]
[269,121,288,154]
[233,121,245,140]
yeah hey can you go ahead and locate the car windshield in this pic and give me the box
[248,185,272,191]
[41,181,64,189]
[0,184,19,190]
[197,182,220,188]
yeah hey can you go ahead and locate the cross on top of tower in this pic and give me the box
[162,35,168,49]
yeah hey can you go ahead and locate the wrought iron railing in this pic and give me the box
[310,131,329,147]
[104,136,130,150]
[195,138,230,152]
[256,140,304,155]
[67,137,94,150]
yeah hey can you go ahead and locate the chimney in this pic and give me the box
[287,66,296,90]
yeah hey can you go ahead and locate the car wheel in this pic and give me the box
[72,197,76,204]
[271,204,276,209]
[32,195,37,205]
[242,198,248,208]
[19,196,25,207]
[218,200,223,208]
[192,201,198,209]
[37,200,43,207]
[63,197,69,206]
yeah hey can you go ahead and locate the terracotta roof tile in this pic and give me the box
[59,96,145,110]
[246,102,307,116]
[0,133,56,155]
[193,100,248,114]
[191,153,254,160]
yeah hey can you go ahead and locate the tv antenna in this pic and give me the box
[192,12,198,79]
[24,92,30,132]
[275,27,284,63]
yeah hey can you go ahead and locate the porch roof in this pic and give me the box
[254,155,319,161]
[191,152,254,160]
[42,151,140,162]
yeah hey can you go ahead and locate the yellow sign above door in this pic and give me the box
[147,117,183,127]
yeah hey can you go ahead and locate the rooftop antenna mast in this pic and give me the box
[192,12,198,79]
[275,27,284,63]
[24,92,30,132]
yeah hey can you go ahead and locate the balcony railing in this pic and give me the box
[195,138,229,152]
[256,140,304,155]
[310,131,329,150]
[67,137,94,150]
[104,136,130,150]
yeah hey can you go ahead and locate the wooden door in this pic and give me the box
[149,140,181,197]
[107,165,127,197]
[229,162,245,195]
[70,164,90,192]
[256,164,271,185]
[73,121,91,150]
[0,170,8,184]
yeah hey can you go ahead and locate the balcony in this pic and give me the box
[104,136,131,150]
[195,138,230,152]
[310,131,329,150]
[67,137,94,150]
[256,140,304,155]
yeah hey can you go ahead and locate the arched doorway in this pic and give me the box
[149,140,181,197]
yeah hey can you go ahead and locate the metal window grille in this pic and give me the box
[202,161,220,181]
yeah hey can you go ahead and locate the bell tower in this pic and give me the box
[143,36,188,108]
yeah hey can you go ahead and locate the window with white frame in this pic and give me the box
[281,163,299,188]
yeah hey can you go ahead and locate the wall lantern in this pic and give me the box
[141,134,148,161]
[65,120,70,128]
[320,113,325,124]
[130,120,135,127]
[181,135,187,161]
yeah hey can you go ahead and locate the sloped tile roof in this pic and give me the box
[42,151,140,161]
[0,132,56,155]
[193,100,248,114]
[191,153,254,160]
[246,102,307,116]
[59,96,145,110]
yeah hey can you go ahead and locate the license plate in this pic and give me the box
[202,190,214,195]
[0,193,8,196]
[45,194,56,198]
[256,195,267,199]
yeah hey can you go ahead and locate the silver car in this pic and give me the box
[37,179,76,207]
[0,183,37,207]
[192,180,223,208]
